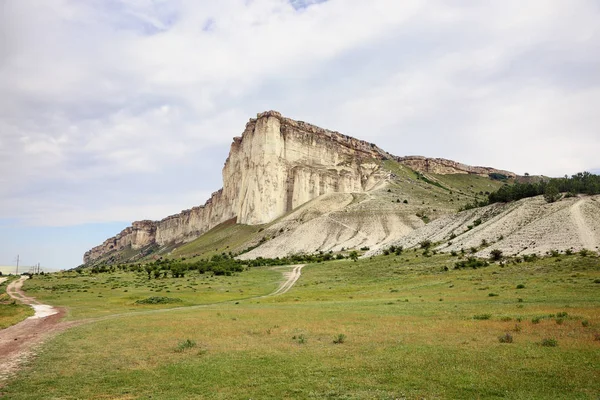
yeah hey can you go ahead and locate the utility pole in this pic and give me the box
[16,254,19,275]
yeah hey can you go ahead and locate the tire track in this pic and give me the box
[571,199,596,249]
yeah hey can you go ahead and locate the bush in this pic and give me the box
[540,338,558,347]
[531,316,541,324]
[473,314,492,320]
[488,293,499,297]
[498,333,513,343]
[516,284,525,289]
[333,333,347,344]
[581,320,590,327]
[135,296,182,305]
[419,240,432,250]
[490,249,503,261]
[292,334,307,344]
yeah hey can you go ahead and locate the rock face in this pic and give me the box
[398,156,516,178]
[84,111,391,263]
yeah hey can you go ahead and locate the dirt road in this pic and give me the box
[571,199,596,250]
[0,277,73,385]
[268,264,305,296]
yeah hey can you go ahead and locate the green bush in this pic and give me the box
[135,296,182,305]
[333,333,347,344]
[540,338,558,347]
[473,314,492,320]
[498,333,513,343]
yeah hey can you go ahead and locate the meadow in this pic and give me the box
[0,276,34,329]
[2,251,599,399]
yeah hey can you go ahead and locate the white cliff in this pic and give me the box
[84,111,390,263]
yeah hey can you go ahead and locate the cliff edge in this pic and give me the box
[84,111,391,263]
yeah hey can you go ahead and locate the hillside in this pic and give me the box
[83,111,600,267]
[369,194,600,258]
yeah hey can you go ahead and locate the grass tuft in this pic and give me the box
[175,339,196,352]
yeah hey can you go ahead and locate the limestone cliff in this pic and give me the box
[398,156,516,178]
[84,111,390,263]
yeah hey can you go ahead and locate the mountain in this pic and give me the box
[83,111,599,266]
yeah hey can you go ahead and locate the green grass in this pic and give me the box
[0,276,34,329]
[431,173,506,199]
[380,159,503,214]
[21,267,281,319]
[170,218,264,261]
[4,253,600,399]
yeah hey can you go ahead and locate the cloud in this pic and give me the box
[1,0,599,230]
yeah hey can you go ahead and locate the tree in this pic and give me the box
[543,184,560,203]
[349,251,359,262]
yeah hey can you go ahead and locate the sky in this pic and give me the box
[1,0,599,270]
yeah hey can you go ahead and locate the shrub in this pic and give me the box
[516,284,525,289]
[540,338,558,347]
[175,339,196,352]
[579,249,590,257]
[531,316,541,324]
[419,240,432,250]
[581,320,590,327]
[333,333,347,344]
[473,314,492,320]
[498,333,513,343]
[488,293,499,297]
[403,199,408,204]
[490,249,503,261]
[556,311,568,318]
[292,334,308,344]
[135,296,182,305]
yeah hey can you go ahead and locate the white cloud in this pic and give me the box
[0,0,599,228]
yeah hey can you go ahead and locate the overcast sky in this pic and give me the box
[1,0,599,270]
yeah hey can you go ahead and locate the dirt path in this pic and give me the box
[0,277,76,385]
[571,199,596,249]
[268,264,305,296]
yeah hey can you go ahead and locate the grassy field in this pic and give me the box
[0,276,34,329]
[3,252,600,399]
[21,267,282,319]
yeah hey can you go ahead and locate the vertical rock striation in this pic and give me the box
[84,111,391,263]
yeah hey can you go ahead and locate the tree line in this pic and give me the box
[488,172,600,204]
[460,172,599,211]
[86,250,355,278]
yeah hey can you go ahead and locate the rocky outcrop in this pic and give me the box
[398,156,516,178]
[83,220,156,262]
[84,111,390,263]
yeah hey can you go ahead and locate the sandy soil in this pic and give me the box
[0,277,76,386]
